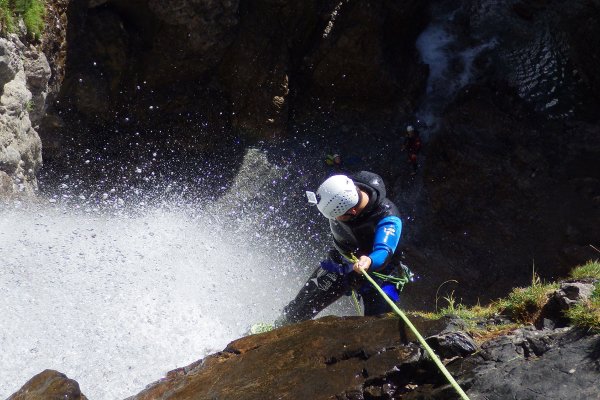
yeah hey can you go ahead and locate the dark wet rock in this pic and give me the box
[53,0,428,138]
[406,81,600,308]
[7,369,87,400]
[12,0,599,283]
[36,2,598,295]
[296,0,428,114]
[461,328,600,400]
[390,0,600,309]
[40,0,69,97]
[426,331,478,359]
[463,0,600,119]
[119,322,600,400]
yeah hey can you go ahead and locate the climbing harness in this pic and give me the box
[348,256,470,400]
[371,269,412,291]
[350,268,412,315]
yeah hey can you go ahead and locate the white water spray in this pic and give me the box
[0,148,350,399]
[415,5,496,134]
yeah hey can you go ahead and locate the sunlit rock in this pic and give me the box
[7,369,87,400]
[129,315,451,400]
[23,50,51,126]
[0,39,41,197]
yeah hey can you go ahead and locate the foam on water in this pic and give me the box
[0,189,337,398]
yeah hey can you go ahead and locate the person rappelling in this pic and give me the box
[401,125,422,175]
[260,173,470,400]
[274,171,412,326]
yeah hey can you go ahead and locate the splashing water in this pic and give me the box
[0,204,295,398]
[0,147,351,399]
[415,4,497,135]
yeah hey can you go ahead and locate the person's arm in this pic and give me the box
[362,216,402,272]
[321,248,354,274]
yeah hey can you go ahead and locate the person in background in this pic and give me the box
[324,153,346,174]
[325,153,342,168]
[401,125,421,175]
[276,171,411,326]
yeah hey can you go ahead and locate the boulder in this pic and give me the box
[7,370,87,400]
[129,315,460,400]
[553,282,596,310]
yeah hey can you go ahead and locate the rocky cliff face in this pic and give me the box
[46,0,426,141]
[8,279,599,399]
[0,36,47,197]
[400,0,600,306]
[0,0,67,198]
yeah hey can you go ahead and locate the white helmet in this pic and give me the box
[406,125,414,132]
[315,175,359,219]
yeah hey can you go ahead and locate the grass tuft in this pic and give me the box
[497,271,559,324]
[437,292,499,321]
[470,323,520,343]
[0,0,45,38]
[0,0,16,33]
[569,260,600,280]
[413,261,600,338]
[565,280,600,333]
[21,0,44,39]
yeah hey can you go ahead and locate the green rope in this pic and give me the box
[370,270,411,291]
[363,269,470,400]
[349,257,470,400]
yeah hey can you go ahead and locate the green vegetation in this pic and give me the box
[565,260,600,333]
[414,261,600,340]
[0,0,45,39]
[0,0,16,33]
[569,260,600,280]
[497,271,559,324]
[427,291,498,321]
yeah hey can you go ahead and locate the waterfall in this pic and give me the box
[0,146,351,399]
[414,1,497,138]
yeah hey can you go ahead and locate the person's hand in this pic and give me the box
[353,255,372,274]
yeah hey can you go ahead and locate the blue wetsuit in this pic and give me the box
[281,171,405,324]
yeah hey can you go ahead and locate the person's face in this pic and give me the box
[335,207,358,222]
